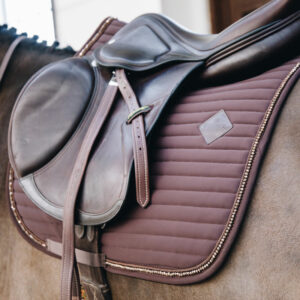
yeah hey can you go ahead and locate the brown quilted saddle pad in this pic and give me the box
[7,13,300,283]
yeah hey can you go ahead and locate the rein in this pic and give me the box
[0,35,26,85]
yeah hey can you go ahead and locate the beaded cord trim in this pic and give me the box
[77,17,115,57]
[8,168,46,247]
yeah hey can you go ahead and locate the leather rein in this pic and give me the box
[0,35,26,85]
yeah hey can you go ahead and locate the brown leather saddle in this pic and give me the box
[7,0,300,299]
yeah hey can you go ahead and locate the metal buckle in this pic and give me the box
[126,105,152,124]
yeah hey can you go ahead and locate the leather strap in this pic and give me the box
[75,227,112,300]
[115,69,150,207]
[47,239,106,267]
[0,35,25,85]
[61,70,118,300]
[79,265,111,300]
[72,264,81,299]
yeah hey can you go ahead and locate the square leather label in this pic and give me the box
[199,109,233,144]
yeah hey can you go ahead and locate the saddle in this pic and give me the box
[7,1,300,299]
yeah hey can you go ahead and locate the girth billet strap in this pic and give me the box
[115,69,150,208]
[0,35,25,85]
[71,264,81,300]
[61,71,118,300]
[75,226,112,300]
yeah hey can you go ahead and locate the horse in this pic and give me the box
[0,25,74,299]
[2,9,300,300]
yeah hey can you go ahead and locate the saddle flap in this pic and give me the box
[9,58,95,177]
[8,57,126,225]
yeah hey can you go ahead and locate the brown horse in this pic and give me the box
[0,26,74,299]
[1,19,300,300]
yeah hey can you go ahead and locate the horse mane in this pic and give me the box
[0,24,75,55]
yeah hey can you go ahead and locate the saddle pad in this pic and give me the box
[101,58,300,284]
[8,56,300,283]
[8,9,300,229]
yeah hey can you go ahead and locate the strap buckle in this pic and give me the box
[126,105,152,124]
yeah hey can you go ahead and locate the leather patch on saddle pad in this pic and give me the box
[199,109,233,144]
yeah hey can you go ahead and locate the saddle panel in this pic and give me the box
[201,11,300,84]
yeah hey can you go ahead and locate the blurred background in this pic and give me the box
[0,0,269,50]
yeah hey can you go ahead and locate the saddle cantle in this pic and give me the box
[7,1,300,299]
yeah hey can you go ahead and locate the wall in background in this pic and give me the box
[52,0,212,49]
[0,0,55,43]
[52,0,162,49]
[0,0,6,24]
[161,0,211,34]
[0,0,212,50]
[210,0,269,32]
